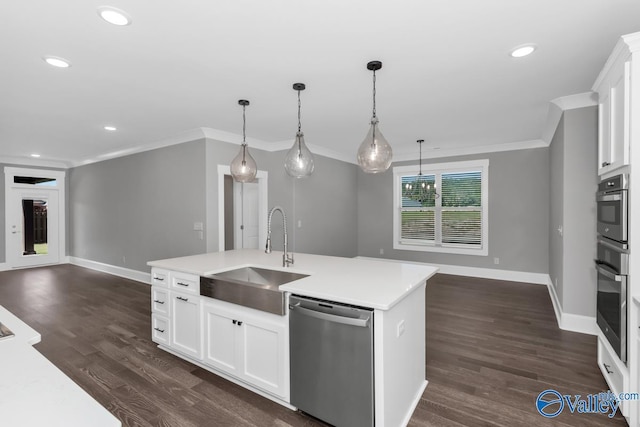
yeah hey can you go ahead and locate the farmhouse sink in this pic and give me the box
[200,266,309,315]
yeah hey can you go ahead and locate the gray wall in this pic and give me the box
[548,106,598,317]
[69,140,208,272]
[67,137,358,273]
[357,148,550,273]
[549,116,565,303]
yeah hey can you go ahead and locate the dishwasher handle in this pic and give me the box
[289,302,371,328]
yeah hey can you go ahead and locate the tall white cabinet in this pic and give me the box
[593,31,640,425]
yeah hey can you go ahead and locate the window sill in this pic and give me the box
[393,241,488,256]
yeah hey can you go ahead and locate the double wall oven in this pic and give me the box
[595,174,629,362]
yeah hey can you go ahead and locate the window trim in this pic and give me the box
[392,159,489,256]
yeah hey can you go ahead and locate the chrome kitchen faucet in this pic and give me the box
[265,206,294,267]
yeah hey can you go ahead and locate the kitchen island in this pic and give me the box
[148,249,437,427]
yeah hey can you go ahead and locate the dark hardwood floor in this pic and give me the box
[0,265,626,426]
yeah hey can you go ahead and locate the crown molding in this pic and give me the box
[592,31,640,90]
[69,128,207,168]
[392,139,547,162]
[541,91,598,145]
[0,156,70,169]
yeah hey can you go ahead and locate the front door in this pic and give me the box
[4,168,65,269]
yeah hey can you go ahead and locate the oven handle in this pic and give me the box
[595,261,624,282]
[596,193,622,202]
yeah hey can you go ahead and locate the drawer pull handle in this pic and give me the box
[602,162,611,167]
[232,320,237,325]
[603,363,614,374]
[153,300,165,304]
[154,327,165,333]
[237,321,243,326]
[154,277,165,281]
[176,282,189,287]
[177,296,189,302]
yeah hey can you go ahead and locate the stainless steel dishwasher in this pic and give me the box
[289,294,374,427]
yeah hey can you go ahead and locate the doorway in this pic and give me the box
[4,167,66,268]
[217,165,267,251]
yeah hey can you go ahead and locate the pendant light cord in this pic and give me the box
[297,89,302,133]
[242,104,247,164]
[372,69,377,119]
[418,139,423,176]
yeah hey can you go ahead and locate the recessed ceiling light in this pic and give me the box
[97,6,131,26]
[104,125,117,131]
[510,44,537,58]
[30,154,41,158]
[43,56,71,68]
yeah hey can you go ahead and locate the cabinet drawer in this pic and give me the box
[598,339,623,395]
[151,286,170,316]
[152,314,170,346]
[171,272,199,294]
[151,268,169,287]
[597,337,628,416]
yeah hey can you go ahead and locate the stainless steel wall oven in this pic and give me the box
[595,173,629,363]
[596,174,628,244]
[596,238,629,362]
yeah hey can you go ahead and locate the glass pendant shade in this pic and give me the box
[285,131,314,178]
[357,117,393,173]
[230,144,257,182]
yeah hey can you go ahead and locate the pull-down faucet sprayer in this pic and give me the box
[265,206,294,267]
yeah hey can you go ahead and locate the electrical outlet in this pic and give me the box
[193,222,203,231]
[494,257,499,265]
[397,320,405,337]
[380,248,384,255]
[297,220,302,228]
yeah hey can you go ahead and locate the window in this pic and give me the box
[393,159,489,256]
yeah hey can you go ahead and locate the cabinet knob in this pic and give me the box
[232,320,237,325]
[602,161,611,167]
[237,321,243,326]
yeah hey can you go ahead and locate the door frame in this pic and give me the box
[217,165,267,252]
[4,167,66,268]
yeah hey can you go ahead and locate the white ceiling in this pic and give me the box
[2,0,640,168]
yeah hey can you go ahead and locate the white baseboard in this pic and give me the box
[68,256,151,284]
[546,278,597,335]
[355,256,549,285]
[355,256,597,336]
[0,262,7,272]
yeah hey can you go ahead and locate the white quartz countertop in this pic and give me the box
[0,306,121,427]
[148,249,438,310]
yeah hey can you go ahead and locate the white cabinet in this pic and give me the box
[151,286,170,317]
[202,298,288,399]
[170,290,202,360]
[594,39,633,176]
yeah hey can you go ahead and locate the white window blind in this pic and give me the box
[393,160,488,256]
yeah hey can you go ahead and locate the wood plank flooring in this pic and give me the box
[0,265,627,426]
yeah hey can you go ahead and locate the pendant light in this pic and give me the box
[404,139,439,203]
[357,60,393,173]
[284,83,315,178]
[230,99,258,182]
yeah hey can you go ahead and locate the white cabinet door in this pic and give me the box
[240,311,287,397]
[203,302,241,374]
[598,59,630,176]
[201,299,288,399]
[171,291,202,359]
